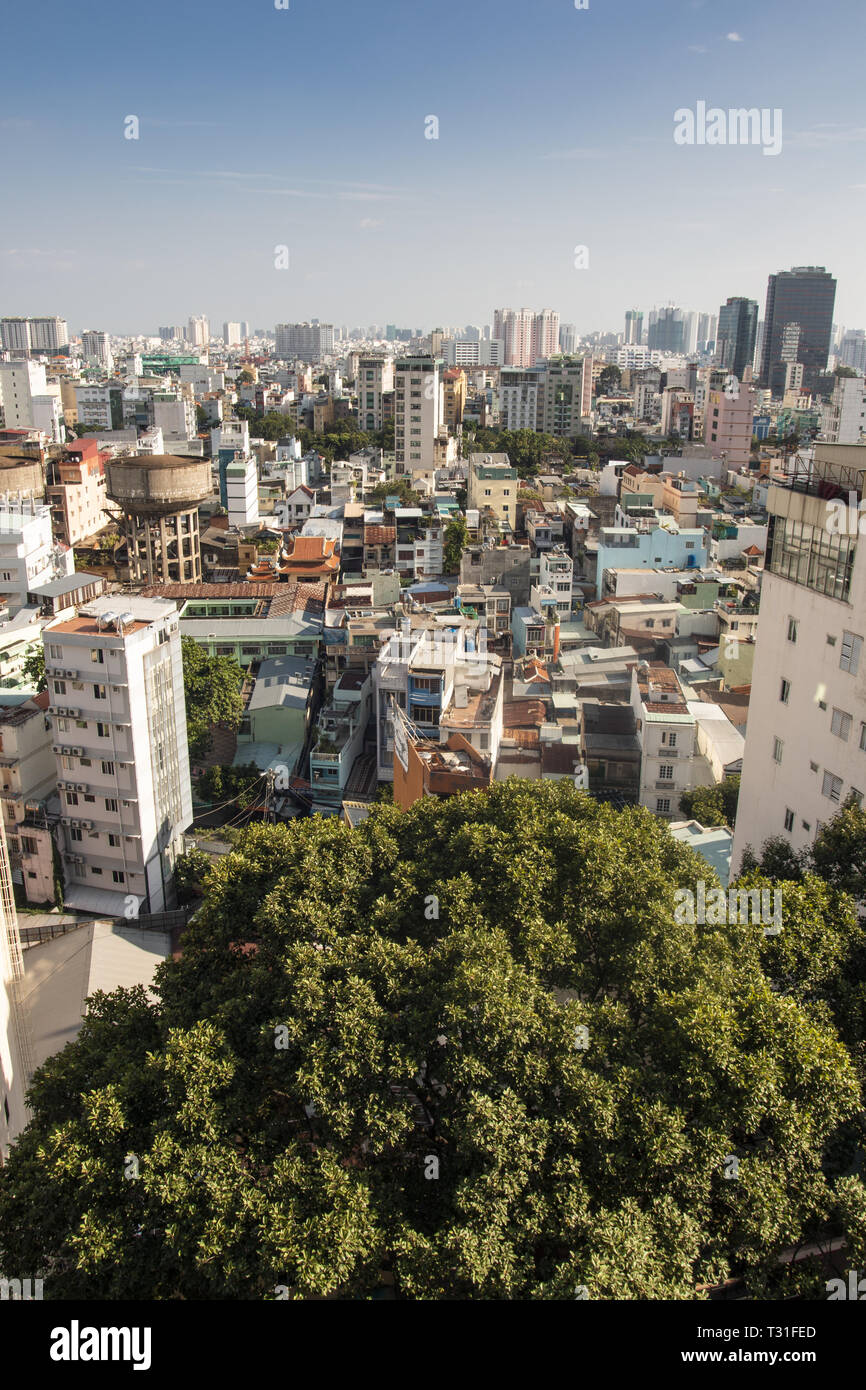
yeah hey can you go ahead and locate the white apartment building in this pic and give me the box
[0,317,32,354]
[499,368,541,431]
[0,699,56,869]
[0,811,30,1159]
[357,355,394,432]
[0,500,73,614]
[733,444,866,867]
[152,392,196,442]
[226,455,259,528]
[394,357,442,476]
[441,338,503,367]
[28,317,68,353]
[630,662,698,820]
[74,383,124,431]
[45,597,193,915]
[223,322,242,345]
[81,330,113,372]
[187,316,210,346]
[821,375,866,445]
[0,360,65,441]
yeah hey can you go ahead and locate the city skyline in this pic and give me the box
[1,0,865,331]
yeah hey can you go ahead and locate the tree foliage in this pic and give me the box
[678,775,740,828]
[1,782,863,1300]
[181,637,244,759]
[443,516,469,573]
[21,643,46,693]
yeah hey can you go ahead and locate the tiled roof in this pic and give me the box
[364,526,396,544]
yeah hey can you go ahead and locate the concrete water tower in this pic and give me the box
[106,453,212,584]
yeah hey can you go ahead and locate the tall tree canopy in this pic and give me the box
[181,636,245,759]
[1,783,864,1300]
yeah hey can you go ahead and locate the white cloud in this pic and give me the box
[688,45,707,53]
[726,31,743,41]
[359,218,382,229]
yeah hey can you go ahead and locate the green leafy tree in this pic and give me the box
[597,365,622,396]
[181,637,244,759]
[1,783,863,1300]
[443,516,469,573]
[21,644,46,693]
[678,775,740,828]
[174,848,213,904]
[198,763,262,813]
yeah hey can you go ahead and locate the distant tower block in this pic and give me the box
[106,454,212,584]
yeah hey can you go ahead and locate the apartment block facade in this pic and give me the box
[46,597,192,915]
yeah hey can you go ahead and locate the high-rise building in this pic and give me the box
[223,322,242,345]
[356,354,394,432]
[0,360,64,442]
[716,298,759,380]
[759,266,836,396]
[499,368,543,432]
[46,597,193,915]
[186,315,210,347]
[624,310,644,346]
[28,317,69,354]
[839,330,866,376]
[0,317,31,354]
[821,375,866,444]
[81,330,113,372]
[559,323,577,354]
[647,308,686,354]
[493,308,560,366]
[273,322,335,359]
[394,357,441,474]
[538,356,593,438]
[732,443,866,867]
[442,368,467,432]
[703,368,757,469]
[697,312,718,353]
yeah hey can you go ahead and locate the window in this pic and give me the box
[84,794,95,803]
[822,771,843,802]
[94,684,106,700]
[112,870,125,884]
[772,737,783,764]
[850,789,864,807]
[656,797,671,814]
[65,791,78,806]
[53,679,66,696]
[48,644,62,660]
[827,634,837,646]
[659,765,674,780]
[96,722,109,737]
[108,833,120,847]
[784,808,795,832]
[860,723,866,752]
[70,827,82,841]
[80,758,91,768]
[780,678,790,704]
[840,630,862,674]
[787,617,798,643]
[101,760,115,775]
[831,709,852,741]
[90,648,104,664]
[91,866,103,876]
[105,797,118,812]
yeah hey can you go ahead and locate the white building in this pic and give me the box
[0,317,31,354]
[45,597,193,915]
[223,322,242,345]
[152,392,196,442]
[0,360,64,441]
[394,357,442,476]
[187,316,210,347]
[499,368,541,431]
[630,662,698,820]
[226,455,259,528]
[536,547,574,617]
[356,355,394,432]
[821,375,866,445]
[81,330,113,372]
[28,317,68,353]
[733,444,866,867]
[0,499,73,614]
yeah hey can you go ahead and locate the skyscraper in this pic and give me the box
[493,308,560,366]
[839,330,866,376]
[624,310,643,346]
[647,308,686,354]
[187,315,210,347]
[759,266,836,396]
[716,297,759,380]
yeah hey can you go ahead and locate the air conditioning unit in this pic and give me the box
[51,744,63,754]
[71,747,85,757]
[60,816,72,826]
[79,821,94,831]
[75,783,88,792]
[63,669,78,679]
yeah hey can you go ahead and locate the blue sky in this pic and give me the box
[1,0,864,336]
